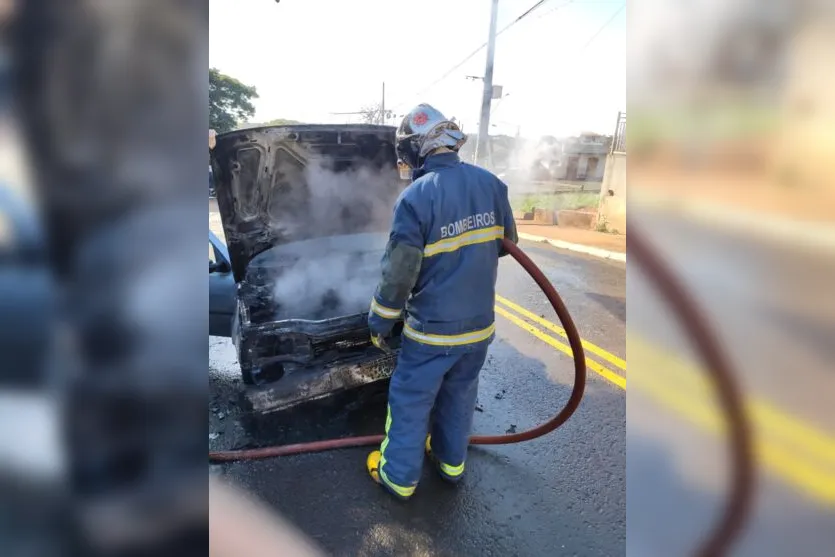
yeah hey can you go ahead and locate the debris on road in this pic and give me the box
[209,432,220,441]
[506,424,517,434]
[495,389,506,400]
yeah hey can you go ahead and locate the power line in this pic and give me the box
[390,0,625,120]
[391,0,557,110]
[503,0,552,26]
[535,0,576,21]
[487,2,626,136]
[508,1,623,129]
[578,3,625,53]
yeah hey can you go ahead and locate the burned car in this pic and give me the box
[210,124,409,413]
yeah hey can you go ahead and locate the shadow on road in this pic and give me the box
[586,292,626,323]
[627,412,835,557]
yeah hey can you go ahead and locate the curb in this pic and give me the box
[518,232,627,262]
[631,191,835,253]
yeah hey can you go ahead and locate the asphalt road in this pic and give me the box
[627,205,835,556]
[209,238,627,556]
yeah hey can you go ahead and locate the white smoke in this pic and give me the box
[303,161,401,238]
[493,137,563,195]
[270,244,384,320]
[263,159,405,321]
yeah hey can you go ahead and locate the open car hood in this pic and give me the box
[211,124,406,283]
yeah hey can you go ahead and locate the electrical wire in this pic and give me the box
[500,1,624,123]
[534,0,576,21]
[577,2,625,53]
[391,0,558,111]
[390,0,624,117]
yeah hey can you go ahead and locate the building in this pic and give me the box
[550,133,611,181]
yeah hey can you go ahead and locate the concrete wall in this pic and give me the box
[596,152,626,233]
[772,20,835,192]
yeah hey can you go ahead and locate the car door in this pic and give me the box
[209,230,236,337]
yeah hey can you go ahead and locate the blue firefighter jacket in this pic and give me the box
[368,152,517,351]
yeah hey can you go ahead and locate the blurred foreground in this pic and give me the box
[628,1,835,555]
[1,2,211,556]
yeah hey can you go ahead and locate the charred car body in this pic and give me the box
[211,124,409,413]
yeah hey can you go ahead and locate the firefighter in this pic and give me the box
[366,104,518,500]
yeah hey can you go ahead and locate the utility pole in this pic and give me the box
[474,0,500,167]
[381,82,386,125]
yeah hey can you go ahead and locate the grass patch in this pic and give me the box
[629,102,780,150]
[512,192,600,213]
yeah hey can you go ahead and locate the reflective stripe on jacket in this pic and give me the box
[369,152,517,351]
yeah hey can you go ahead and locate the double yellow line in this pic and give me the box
[494,294,626,389]
[494,293,835,506]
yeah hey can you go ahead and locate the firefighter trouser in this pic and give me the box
[378,341,489,496]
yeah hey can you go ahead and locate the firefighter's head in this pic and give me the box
[395,104,466,170]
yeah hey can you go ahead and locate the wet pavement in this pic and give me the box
[627,205,835,556]
[209,240,627,556]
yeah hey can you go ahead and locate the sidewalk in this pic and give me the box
[515,222,626,261]
[634,165,835,224]
[632,187,835,253]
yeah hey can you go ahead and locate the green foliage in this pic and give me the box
[511,192,600,213]
[628,102,780,150]
[209,68,259,133]
[236,118,304,130]
[263,118,303,126]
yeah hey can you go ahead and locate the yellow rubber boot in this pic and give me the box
[367,450,382,484]
[367,449,415,501]
[424,434,464,484]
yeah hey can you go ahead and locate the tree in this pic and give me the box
[236,118,303,130]
[263,118,303,126]
[359,103,382,124]
[209,68,259,133]
[359,103,394,125]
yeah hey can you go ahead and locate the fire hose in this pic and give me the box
[209,236,754,556]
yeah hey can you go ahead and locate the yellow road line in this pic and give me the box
[634,368,835,505]
[494,305,627,390]
[496,294,627,371]
[630,333,835,468]
[495,296,835,505]
[497,291,835,469]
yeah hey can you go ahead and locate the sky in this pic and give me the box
[209,0,626,138]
